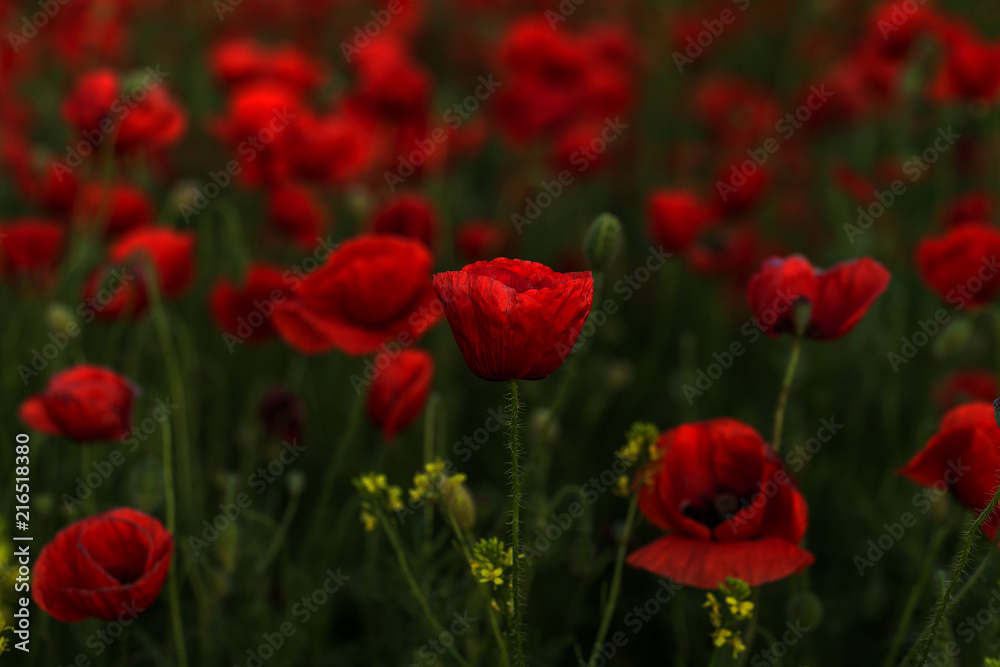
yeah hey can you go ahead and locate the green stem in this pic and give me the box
[507,380,526,667]
[422,394,440,557]
[586,490,640,667]
[914,493,1000,666]
[883,517,956,667]
[309,389,365,538]
[256,490,302,575]
[772,332,804,453]
[144,258,196,522]
[161,421,189,667]
[81,448,96,515]
[444,504,511,666]
[377,508,472,667]
[733,590,760,667]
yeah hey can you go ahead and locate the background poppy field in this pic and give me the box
[3,0,1000,665]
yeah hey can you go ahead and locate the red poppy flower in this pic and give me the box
[63,69,186,154]
[454,220,510,260]
[282,112,371,184]
[19,365,137,442]
[78,182,153,237]
[944,192,993,228]
[747,255,890,339]
[33,508,172,622]
[432,258,593,381]
[627,419,814,589]
[929,32,1000,104]
[934,370,998,410]
[899,403,1000,538]
[916,224,1000,308]
[646,189,717,253]
[367,349,434,441]
[267,185,327,250]
[0,219,65,282]
[272,235,440,355]
[210,265,290,344]
[81,227,195,319]
[371,194,437,249]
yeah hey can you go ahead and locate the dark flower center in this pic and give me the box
[681,492,747,528]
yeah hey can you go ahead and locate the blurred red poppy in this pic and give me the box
[0,219,65,283]
[916,224,1000,308]
[34,508,172,622]
[371,193,438,249]
[627,419,814,589]
[934,370,998,410]
[77,182,153,237]
[273,235,440,355]
[82,227,195,319]
[211,265,291,345]
[367,349,434,441]
[899,403,1000,537]
[747,255,890,339]
[454,220,510,260]
[646,189,717,253]
[267,185,327,250]
[432,258,593,381]
[19,365,137,442]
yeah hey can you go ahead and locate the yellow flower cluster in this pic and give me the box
[409,459,467,505]
[353,472,405,532]
[704,579,755,659]
[469,537,513,587]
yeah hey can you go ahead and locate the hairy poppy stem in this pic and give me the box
[914,490,1000,666]
[586,489,639,667]
[161,420,189,667]
[882,516,956,667]
[507,380,526,667]
[772,332,804,452]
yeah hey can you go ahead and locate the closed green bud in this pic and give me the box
[934,318,974,359]
[786,591,823,630]
[287,470,307,497]
[584,213,622,271]
[444,483,476,530]
[45,303,77,333]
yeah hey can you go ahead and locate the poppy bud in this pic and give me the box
[287,470,307,497]
[584,213,622,271]
[786,592,823,630]
[45,302,77,333]
[934,318,974,359]
[126,458,165,514]
[443,482,476,530]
